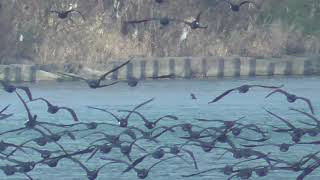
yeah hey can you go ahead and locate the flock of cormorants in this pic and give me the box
[0,58,319,180]
[1,0,319,179]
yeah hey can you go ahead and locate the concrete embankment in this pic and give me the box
[0,56,319,82]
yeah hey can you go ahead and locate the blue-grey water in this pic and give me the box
[1,76,320,180]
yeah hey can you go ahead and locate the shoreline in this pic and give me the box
[0,56,319,83]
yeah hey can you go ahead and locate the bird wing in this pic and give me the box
[85,148,99,162]
[0,114,13,120]
[297,97,315,115]
[98,58,132,82]
[59,107,79,122]
[195,11,203,22]
[16,86,33,101]
[32,97,52,107]
[58,72,87,81]
[87,106,121,122]
[125,98,154,120]
[118,110,149,123]
[126,18,158,24]
[265,89,289,99]
[208,88,236,103]
[122,154,149,174]
[0,104,10,114]
[290,108,319,125]
[67,157,90,174]
[148,156,178,171]
[98,81,119,88]
[182,149,199,170]
[251,84,284,89]
[154,115,178,125]
[15,91,33,121]
[239,1,256,7]
[195,118,224,122]
[264,108,296,129]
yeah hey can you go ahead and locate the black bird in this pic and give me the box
[126,16,181,29]
[158,143,198,169]
[182,157,262,177]
[265,109,305,143]
[50,9,85,20]
[102,156,179,179]
[118,109,178,129]
[67,157,112,180]
[85,143,113,162]
[209,84,283,103]
[31,97,79,121]
[59,59,131,89]
[190,93,197,100]
[123,74,176,87]
[0,80,33,100]
[0,105,13,120]
[0,140,27,155]
[120,141,148,162]
[265,89,314,114]
[222,0,257,12]
[0,92,67,136]
[242,141,320,153]
[121,148,191,174]
[0,165,17,176]
[181,11,208,29]
[241,143,294,152]
[127,126,175,143]
[88,98,154,127]
[15,91,37,127]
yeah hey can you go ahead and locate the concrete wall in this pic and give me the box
[0,56,320,82]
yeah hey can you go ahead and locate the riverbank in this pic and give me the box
[0,55,319,82]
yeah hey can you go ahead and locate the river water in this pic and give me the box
[1,76,320,180]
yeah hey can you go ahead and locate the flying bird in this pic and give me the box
[58,59,131,89]
[0,81,33,100]
[0,105,13,120]
[265,89,314,114]
[50,9,85,20]
[181,11,208,29]
[208,84,284,103]
[31,97,79,122]
[222,0,257,12]
[190,93,197,100]
[126,17,178,27]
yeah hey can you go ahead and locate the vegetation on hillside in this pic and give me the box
[0,0,319,67]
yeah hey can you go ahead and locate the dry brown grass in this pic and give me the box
[0,0,319,67]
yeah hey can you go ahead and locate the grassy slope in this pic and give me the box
[0,0,319,67]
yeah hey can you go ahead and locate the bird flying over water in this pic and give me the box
[208,84,284,103]
[31,97,79,122]
[58,59,131,89]
[0,80,33,100]
[190,93,197,100]
[265,89,314,114]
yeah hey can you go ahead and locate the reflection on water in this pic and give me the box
[1,76,320,180]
